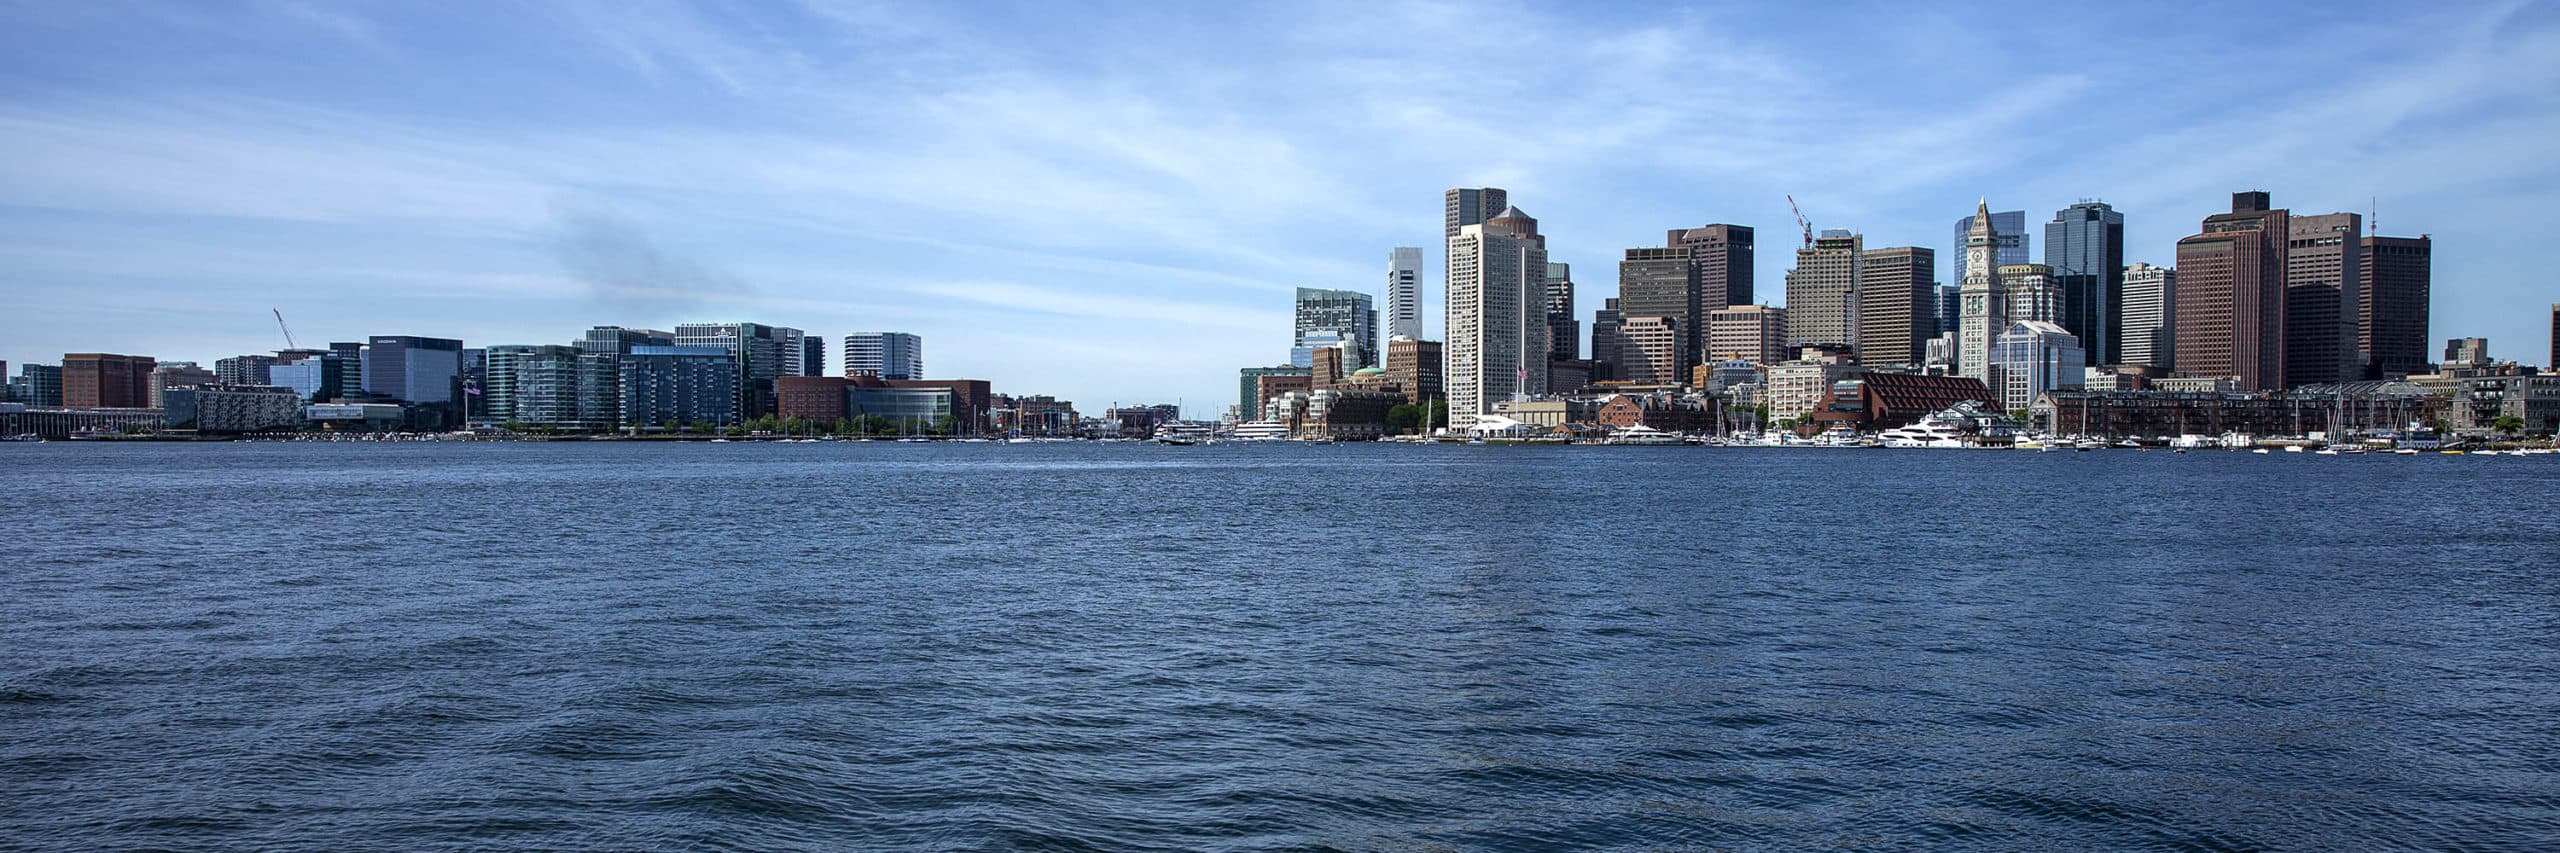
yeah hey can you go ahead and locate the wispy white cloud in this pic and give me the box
[3,0,2557,409]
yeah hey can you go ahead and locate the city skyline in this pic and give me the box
[4,2,2558,412]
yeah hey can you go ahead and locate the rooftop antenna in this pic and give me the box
[2369,196,2377,237]
[272,308,298,350]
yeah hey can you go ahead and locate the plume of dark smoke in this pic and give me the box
[548,199,751,319]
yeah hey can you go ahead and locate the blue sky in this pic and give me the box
[4,1,2557,414]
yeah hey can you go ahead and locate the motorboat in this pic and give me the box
[1603,424,1688,446]
[1878,417,1968,448]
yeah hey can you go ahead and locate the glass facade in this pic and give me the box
[844,332,924,380]
[1988,321,2087,413]
[620,346,739,428]
[2044,202,2126,366]
[1294,287,1379,369]
[850,386,953,429]
[363,336,463,404]
[1952,210,2029,282]
[10,364,64,407]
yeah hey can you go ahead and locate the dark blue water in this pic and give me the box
[4,443,2557,850]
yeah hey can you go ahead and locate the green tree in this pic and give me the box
[851,414,892,436]
[1386,403,1421,434]
[931,415,958,436]
[1418,399,1447,430]
[2492,414,2525,435]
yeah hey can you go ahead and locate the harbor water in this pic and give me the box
[4,442,2556,849]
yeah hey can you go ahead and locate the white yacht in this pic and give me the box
[1602,424,1688,446]
[1878,417,1968,448]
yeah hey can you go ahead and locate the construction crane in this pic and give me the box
[1787,195,1812,247]
[272,308,298,351]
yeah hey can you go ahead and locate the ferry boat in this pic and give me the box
[1155,424,1215,445]
[1228,421,1289,442]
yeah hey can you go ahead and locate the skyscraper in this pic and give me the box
[2361,235,2432,377]
[329,341,367,400]
[621,346,740,428]
[2044,201,2125,366]
[843,332,924,380]
[1667,224,1756,312]
[10,363,64,407]
[1295,287,1379,368]
[1444,187,1509,239]
[2444,337,2490,367]
[802,336,827,378]
[1708,304,1789,366]
[1545,261,1577,363]
[1445,204,1546,428]
[578,326,675,355]
[215,355,276,386]
[1618,247,1701,379]
[1386,247,1424,341]
[1932,284,1961,341]
[484,344,586,428]
[1954,209,2029,282]
[2174,192,2289,391]
[361,336,464,404]
[1957,198,2008,384]
[675,322,803,419]
[1856,246,1935,368]
[1785,230,1861,349]
[1617,317,1682,384]
[2001,263,2061,324]
[62,353,156,409]
[1591,298,1625,371]
[2284,212,2363,386]
[2119,262,2176,370]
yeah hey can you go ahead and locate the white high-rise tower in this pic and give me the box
[1445,204,1547,428]
[1386,247,1424,341]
